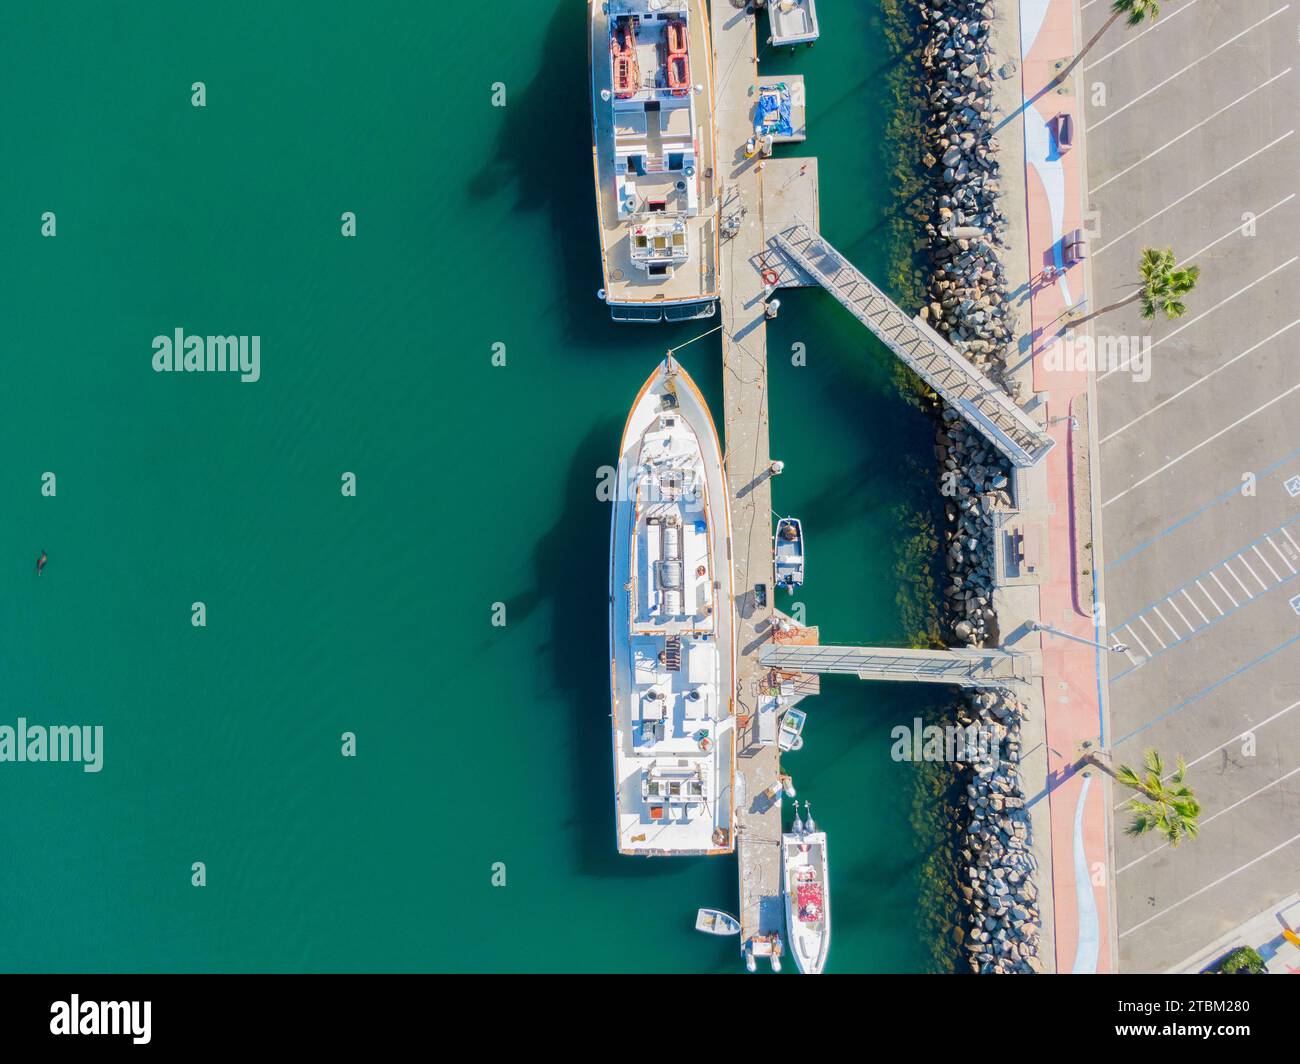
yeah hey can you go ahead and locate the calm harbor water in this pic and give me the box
[0,1,953,972]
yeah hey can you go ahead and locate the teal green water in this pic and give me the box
[0,2,952,972]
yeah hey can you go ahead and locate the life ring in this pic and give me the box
[761,268,780,286]
[699,736,712,752]
[695,564,706,577]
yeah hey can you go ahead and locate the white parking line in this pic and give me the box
[1149,258,1298,351]
[1123,624,1152,657]
[1100,320,1300,442]
[1236,553,1270,592]
[1084,0,1199,72]
[1185,700,1300,772]
[1103,384,1300,507]
[1195,580,1224,616]
[1091,71,1292,193]
[1180,194,1296,265]
[1221,559,1255,600]
[1094,133,1295,255]
[1166,596,1197,633]
[1119,830,1300,938]
[1284,528,1300,554]
[1267,537,1297,574]
[1151,604,1185,640]
[1179,588,1210,626]
[1118,764,1300,873]
[1252,544,1283,582]
[1090,7,1292,131]
[1210,571,1239,608]
[1138,615,1167,650]
[1115,699,1300,810]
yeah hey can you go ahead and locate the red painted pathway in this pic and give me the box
[1018,0,1114,972]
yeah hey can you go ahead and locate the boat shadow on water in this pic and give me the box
[520,422,694,881]
[467,3,623,352]
[467,2,728,358]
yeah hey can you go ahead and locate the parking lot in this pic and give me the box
[1080,0,1299,971]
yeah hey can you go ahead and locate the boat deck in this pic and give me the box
[590,0,719,312]
[610,361,736,857]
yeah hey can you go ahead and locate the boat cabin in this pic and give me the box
[607,1,703,277]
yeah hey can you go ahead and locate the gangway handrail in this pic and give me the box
[770,221,1054,467]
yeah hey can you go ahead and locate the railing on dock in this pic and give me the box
[760,643,1031,688]
[770,222,1055,467]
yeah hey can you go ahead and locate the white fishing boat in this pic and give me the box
[609,356,736,855]
[782,802,830,974]
[777,707,806,752]
[767,0,820,47]
[695,908,741,936]
[589,0,719,322]
[774,516,804,591]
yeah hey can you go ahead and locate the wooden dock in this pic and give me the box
[712,0,783,958]
[759,75,806,143]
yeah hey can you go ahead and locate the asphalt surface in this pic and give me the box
[1079,0,1300,971]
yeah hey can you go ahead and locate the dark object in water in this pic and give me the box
[36,550,48,575]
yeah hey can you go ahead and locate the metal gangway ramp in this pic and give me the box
[772,223,1055,467]
[760,643,1031,689]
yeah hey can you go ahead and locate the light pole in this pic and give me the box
[1029,620,1129,655]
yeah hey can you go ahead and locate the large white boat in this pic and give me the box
[782,803,830,974]
[589,0,719,323]
[609,357,735,855]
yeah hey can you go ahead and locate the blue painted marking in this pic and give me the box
[1106,447,1300,572]
[1290,593,1300,616]
[1286,475,1300,498]
[1115,632,1300,746]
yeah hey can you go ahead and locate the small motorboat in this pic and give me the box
[695,908,741,936]
[767,0,819,48]
[775,517,804,592]
[782,802,830,974]
[777,707,806,752]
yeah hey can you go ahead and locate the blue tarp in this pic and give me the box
[754,84,793,138]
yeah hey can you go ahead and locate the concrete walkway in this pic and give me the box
[1015,0,1116,973]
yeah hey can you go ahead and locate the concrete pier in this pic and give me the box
[712,0,785,956]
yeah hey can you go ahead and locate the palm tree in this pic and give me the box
[1053,0,1165,86]
[1080,747,1202,846]
[1072,246,1199,326]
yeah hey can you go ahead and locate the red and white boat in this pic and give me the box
[782,802,830,974]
